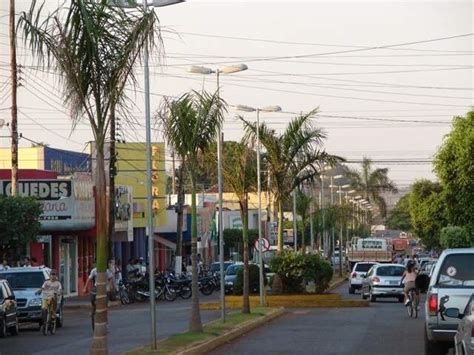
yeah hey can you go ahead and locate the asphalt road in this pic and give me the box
[0,297,219,355]
[211,281,430,355]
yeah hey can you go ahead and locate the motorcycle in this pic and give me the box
[199,273,218,296]
[166,273,192,300]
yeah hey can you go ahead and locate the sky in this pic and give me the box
[0,0,473,188]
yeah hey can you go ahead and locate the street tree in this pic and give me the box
[386,194,412,231]
[158,90,225,332]
[0,195,42,257]
[344,157,397,219]
[435,110,474,237]
[440,226,472,249]
[221,140,258,313]
[295,187,312,253]
[18,1,161,352]
[241,109,340,251]
[409,180,447,249]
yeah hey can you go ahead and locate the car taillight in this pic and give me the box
[351,272,357,278]
[428,294,438,316]
[372,277,380,284]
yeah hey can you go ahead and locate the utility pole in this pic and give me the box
[292,189,297,252]
[10,0,18,196]
[171,150,176,194]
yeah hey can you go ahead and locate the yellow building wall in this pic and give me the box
[115,142,167,228]
[0,147,45,170]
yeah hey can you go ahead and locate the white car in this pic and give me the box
[349,262,378,294]
[445,293,474,355]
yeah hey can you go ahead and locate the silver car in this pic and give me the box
[349,262,378,294]
[424,248,474,355]
[445,293,474,355]
[361,264,405,303]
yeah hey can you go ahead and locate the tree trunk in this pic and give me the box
[189,173,203,332]
[175,165,185,275]
[91,143,108,355]
[301,219,306,255]
[240,197,250,314]
[108,109,116,261]
[277,198,284,252]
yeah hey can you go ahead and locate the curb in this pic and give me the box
[175,308,285,355]
[64,300,121,310]
[326,277,348,293]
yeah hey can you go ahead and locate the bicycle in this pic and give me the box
[406,287,419,318]
[41,296,57,336]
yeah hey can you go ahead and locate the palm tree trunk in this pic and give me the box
[91,143,108,355]
[240,197,250,314]
[189,173,203,332]
[175,165,185,274]
[301,219,306,255]
[277,198,284,252]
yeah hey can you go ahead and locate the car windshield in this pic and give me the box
[0,271,45,289]
[226,265,242,276]
[376,266,404,277]
[355,264,375,272]
[210,263,232,273]
[437,254,474,288]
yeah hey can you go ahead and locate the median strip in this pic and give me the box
[126,307,285,355]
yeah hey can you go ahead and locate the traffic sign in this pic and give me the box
[254,237,270,252]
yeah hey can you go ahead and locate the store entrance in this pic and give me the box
[60,237,78,296]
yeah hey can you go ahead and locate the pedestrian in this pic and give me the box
[403,254,410,266]
[0,258,10,270]
[113,259,122,286]
[22,257,32,267]
[126,258,136,275]
[31,257,40,266]
[82,263,115,307]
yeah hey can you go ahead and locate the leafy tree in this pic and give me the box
[440,226,472,249]
[0,196,42,254]
[223,229,258,256]
[345,157,397,218]
[386,194,412,231]
[158,90,225,332]
[409,180,447,249]
[435,111,474,237]
[19,1,160,351]
[241,109,340,251]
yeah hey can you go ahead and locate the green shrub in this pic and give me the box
[233,264,265,295]
[270,251,305,293]
[270,251,333,294]
[440,226,472,249]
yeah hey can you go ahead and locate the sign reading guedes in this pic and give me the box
[0,180,71,200]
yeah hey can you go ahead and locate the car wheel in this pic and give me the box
[56,307,63,328]
[424,325,446,355]
[349,286,355,294]
[361,289,367,300]
[0,316,7,338]
[8,317,19,336]
[369,289,376,302]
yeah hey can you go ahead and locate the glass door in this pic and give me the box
[60,237,78,296]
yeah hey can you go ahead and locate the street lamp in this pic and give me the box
[235,104,281,307]
[111,0,185,349]
[188,64,248,322]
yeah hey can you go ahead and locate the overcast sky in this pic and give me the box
[0,0,473,187]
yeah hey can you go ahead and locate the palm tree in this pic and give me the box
[241,109,341,251]
[221,140,257,314]
[295,187,312,254]
[158,90,225,332]
[345,157,397,219]
[18,1,160,353]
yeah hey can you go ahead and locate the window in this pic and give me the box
[436,254,474,288]
[376,266,404,277]
[355,263,376,272]
[226,265,242,276]
[0,272,45,289]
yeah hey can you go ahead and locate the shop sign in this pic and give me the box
[0,180,71,200]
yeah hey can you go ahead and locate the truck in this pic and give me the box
[347,237,392,269]
[392,238,409,253]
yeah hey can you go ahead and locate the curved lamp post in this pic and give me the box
[187,64,248,322]
[235,104,282,307]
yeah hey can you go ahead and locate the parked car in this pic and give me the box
[224,263,243,294]
[444,293,474,355]
[208,261,233,276]
[0,279,18,337]
[0,267,64,328]
[361,264,405,302]
[419,260,437,277]
[424,248,474,355]
[349,262,378,294]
